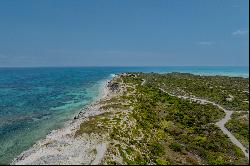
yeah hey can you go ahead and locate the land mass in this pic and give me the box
[12,72,249,165]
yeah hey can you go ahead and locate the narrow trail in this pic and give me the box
[140,79,249,159]
[141,79,146,86]
[91,143,107,165]
[159,87,249,159]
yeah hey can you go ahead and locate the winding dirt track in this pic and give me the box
[160,88,249,159]
[141,79,249,159]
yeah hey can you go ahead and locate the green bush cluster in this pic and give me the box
[137,72,249,111]
[225,112,249,149]
[78,73,249,165]
[108,73,248,165]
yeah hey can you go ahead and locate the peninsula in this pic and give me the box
[12,72,249,165]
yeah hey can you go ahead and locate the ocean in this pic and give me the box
[0,66,248,164]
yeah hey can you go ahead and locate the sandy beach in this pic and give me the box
[11,78,116,165]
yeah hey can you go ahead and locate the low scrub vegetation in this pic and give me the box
[76,72,249,165]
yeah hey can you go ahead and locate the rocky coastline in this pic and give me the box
[11,75,121,165]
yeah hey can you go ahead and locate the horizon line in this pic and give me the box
[0,65,249,68]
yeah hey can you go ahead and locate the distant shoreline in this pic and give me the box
[1,66,248,79]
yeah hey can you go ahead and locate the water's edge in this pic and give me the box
[10,75,114,164]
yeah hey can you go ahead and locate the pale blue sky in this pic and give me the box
[0,0,248,67]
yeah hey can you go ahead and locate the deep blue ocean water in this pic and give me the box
[0,66,248,164]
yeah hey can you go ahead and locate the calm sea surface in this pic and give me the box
[0,66,248,164]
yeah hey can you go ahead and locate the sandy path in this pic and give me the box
[141,79,146,86]
[159,87,249,159]
[91,143,107,165]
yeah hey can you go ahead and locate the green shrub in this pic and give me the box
[156,158,170,165]
[169,143,183,152]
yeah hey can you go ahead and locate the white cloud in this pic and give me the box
[196,41,215,46]
[232,30,249,36]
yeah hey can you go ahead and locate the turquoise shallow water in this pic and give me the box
[0,66,248,164]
